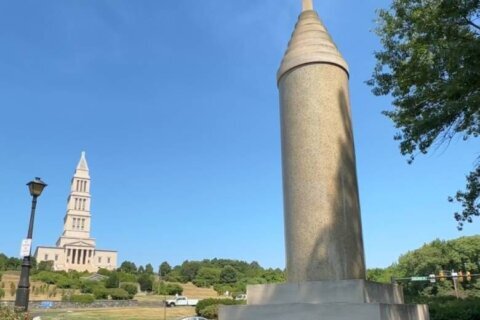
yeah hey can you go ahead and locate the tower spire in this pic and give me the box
[76,151,89,172]
[302,0,314,11]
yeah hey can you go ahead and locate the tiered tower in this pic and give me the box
[35,152,117,272]
[55,152,97,269]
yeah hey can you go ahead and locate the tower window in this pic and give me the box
[72,218,76,229]
[76,180,80,191]
[98,257,102,263]
[55,254,58,261]
[45,254,48,260]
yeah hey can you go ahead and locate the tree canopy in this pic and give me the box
[367,236,480,301]
[369,0,480,229]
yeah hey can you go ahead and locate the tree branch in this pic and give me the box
[463,15,480,32]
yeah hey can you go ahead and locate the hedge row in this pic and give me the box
[62,294,95,304]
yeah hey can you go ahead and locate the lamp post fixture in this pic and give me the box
[15,177,47,312]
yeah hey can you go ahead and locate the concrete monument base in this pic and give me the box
[219,280,429,320]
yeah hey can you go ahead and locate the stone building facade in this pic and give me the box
[35,152,117,272]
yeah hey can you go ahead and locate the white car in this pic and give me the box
[166,296,199,307]
[235,294,247,301]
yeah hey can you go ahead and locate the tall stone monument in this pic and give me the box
[35,152,117,272]
[220,1,429,319]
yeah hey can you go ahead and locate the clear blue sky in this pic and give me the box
[1,0,478,271]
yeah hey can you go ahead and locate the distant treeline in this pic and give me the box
[119,258,285,296]
[0,253,24,271]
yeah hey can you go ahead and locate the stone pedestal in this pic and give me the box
[219,280,429,320]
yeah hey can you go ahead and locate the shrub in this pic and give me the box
[32,271,58,284]
[80,280,102,294]
[108,288,129,300]
[56,276,78,289]
[195,298,243,316]
[97,268,111,276]
[120,283,138,299]
[166,283,183,295]
[118,272,137,283]
[200,304,219,319]
[424,297,480,320]
[0,306,31,320]
[0,287,5,299]
[93,287,109,300]
[156,282,183,295]
[36,260,54,272]
[9,282,16,296]
[105,272,120,288]
[63,294,95,304]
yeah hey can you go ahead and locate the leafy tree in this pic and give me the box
[97,268,112,276]
[180,261,201,282]
[193,267,221,287]
[367,267,396,283]
[369,0,480,229]
[36,260,54,272]
[145,263,154,274]
[137,274,154,292]
[105,272,120,288]
[155,281,183,295]
[119,261,137,274]
[117,272,137,283]
[371,235,480,300]
[220,265,238,284]
[120,282,138,299]
[5,257,21,271]
[159,261,172,277]
[138,266,145,274]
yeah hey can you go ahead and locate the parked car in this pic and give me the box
[235,294,247,301]
[166,296,199,307]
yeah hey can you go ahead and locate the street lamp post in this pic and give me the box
[15,177,47,312]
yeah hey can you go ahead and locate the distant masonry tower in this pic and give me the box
[35,152,117,272]
[221,1,429,319]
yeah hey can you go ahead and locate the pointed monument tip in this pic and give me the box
[302,0,314,11]
[277,0,349,82]
[76,151,89,171]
